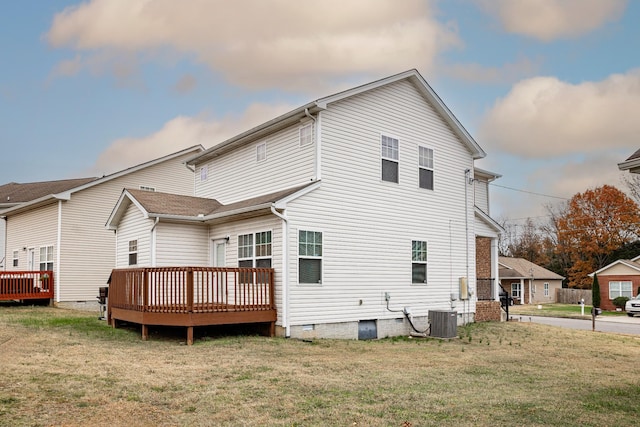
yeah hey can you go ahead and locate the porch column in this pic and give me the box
[491,237,499,301]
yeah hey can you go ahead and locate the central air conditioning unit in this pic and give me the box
[429,310,457,338]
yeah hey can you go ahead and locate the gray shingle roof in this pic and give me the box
[0,178,98,204]
[626,148,640,161]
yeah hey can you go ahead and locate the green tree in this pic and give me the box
[592,273,600,308]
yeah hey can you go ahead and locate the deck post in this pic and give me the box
[141,324,149,341]
[187,327,194,345]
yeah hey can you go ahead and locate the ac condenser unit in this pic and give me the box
[429,310,457,338]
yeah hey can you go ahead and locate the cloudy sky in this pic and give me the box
[1,0,639,225]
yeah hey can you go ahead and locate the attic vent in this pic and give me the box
[139,186,156,192]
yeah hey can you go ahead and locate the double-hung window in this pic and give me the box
[238,231,272,283]
[411,240,428,284]
[544,282,549,297]
[128,240,138,266]
[511,283,521,299]
[609,281,632,299]
[299,230,322,284]
[419,146,434,190]
[381,135,399,183]
[299,124,313,146]
[12,250,19,267]
[39,246,54,271]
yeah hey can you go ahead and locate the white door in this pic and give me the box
[213,240,226,267]
[212,239,227,304]
[27,248,35,271]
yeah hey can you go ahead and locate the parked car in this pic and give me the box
[625,295,640,317]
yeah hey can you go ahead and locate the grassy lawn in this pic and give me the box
[1,305,639,426]
[508,303,627,319]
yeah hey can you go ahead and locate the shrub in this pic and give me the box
[613,296,629,309]
[592,274,601,308]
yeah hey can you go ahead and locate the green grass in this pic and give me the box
[508,303,626,318]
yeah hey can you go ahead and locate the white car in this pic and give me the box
[626,295,640,317]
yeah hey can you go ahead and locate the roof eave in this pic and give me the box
[618,158,640,173]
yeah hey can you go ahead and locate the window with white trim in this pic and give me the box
[544,282,549,297]
[418,146,434,190]
[12,250,18,267]
[299,124,313,146]
[238,231,272,269]
[256,142,267,162]
[200,165,208,181]
[128,240,138,266]
[39,246,54,271]
[299,230,322,284]
[511,283,521,299]
[609,281,632,299]
[381,135,399,183]
[411,240,427,284]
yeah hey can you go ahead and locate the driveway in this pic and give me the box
[509,314,640,335]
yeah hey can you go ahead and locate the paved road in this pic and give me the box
[509,314,640,335]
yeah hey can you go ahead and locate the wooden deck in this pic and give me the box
[107,267,276,345]
[0,271,54,302]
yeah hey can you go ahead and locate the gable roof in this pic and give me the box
[589,258,640,277]
[0,145,203,216]
[499,257,564,280]
[0,177,97,208]
[186,69,486,166]
[618,148,640,173]
[475,206,504,234]
[107,181,320,229]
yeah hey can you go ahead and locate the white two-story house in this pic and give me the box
[106,69,503,339]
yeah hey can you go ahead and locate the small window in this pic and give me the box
[128,240,138,266]
[139,185,156,192]
[299,124,313,146]
[419,146,434,190]
[299,230,322,284]
[411,240,427,284]
[511,283,521,299]
[609,281,632,299]
[256,142,267,162]
[39,246,54,271]
[544,282,549,297]
[12,250,19,267]
[200,165,208,181]
[381,135,399,183]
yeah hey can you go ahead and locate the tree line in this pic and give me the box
[499,180,640,289]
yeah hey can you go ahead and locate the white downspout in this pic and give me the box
[271,204,290,337]
[464,169,472,323]
[56,200,62,303]
[150,217,160,267]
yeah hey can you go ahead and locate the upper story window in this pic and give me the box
[299,124,313,147]
[128,240,138,266]
[200,165,208,181]
[256,142,267,162]
[39,246,54,271]
[418,146,434,190]
[411,240,427,284]
[381,135,399,183]
[299,230,322,284]
[12,250,18,267]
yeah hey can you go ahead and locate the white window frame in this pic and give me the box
[299,124,313,147]
[12,250,19,268]
[511,282,521,299]
[128,240,138,266]
[238,231,272,268]
[39,245,54,271]
[381,134,399,183]
[608,281,633,299]
[418,146,434,190]
[256,142,267,162]
[411,240,428,284]
[200,165,208,181]
[298,230,323,285]
[544,282,549,297]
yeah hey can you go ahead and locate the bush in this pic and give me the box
[613,296,629,309]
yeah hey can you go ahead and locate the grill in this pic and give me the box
[97,286,108,320]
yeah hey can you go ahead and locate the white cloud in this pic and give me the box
[46,0,460,92]
[86,102,295,176]
[443,56,540,84]
[476,0,626,41]
[478,70,640,158]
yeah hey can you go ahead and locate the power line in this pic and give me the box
[489,183,569,200]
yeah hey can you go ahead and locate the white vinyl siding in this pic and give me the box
[194,122,315,203]
[609,281,633,299]
[5,203,58,274]
[284,78,477,326]
[155,222,209,266]
[299,124,313,147]
[474,178,490,213]
[116,203,152,268]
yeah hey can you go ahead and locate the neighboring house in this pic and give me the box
[499,257,564,305]
[0,178,98,270]
[0,146,203,306]
[589,256,640,311]
[617,148,640,173]
[106,69,503,339]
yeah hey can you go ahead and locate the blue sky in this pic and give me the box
[1,0,639,224]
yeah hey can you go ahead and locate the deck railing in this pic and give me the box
[108,267,275,314]
[0,271,54,301]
